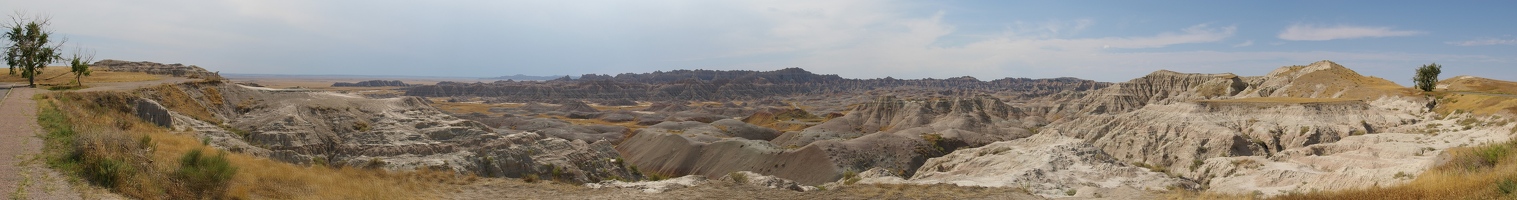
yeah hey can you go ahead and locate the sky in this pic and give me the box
[2,0,1514,85]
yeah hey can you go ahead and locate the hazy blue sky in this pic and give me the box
[3,0,1514,84]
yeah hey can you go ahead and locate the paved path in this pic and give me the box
[0,86,81,200]
[0,78,191,199]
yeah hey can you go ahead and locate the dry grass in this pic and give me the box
[1441,76,1517,95]
[1433,93,1517,117]
[1271,63,1418,100]
[144,84,222,124]
[0,67,162,87]
[1434,76,1517,116]
[39,90,466,199]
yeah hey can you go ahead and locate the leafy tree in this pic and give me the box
[68,48,92,86]
[3,14,64,87]
[1414,63,1442,92]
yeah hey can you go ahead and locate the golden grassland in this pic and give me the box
[1441,76,1517,95]
[0,67,161,86]
[38,90,469,199]
[1435,76,1517,116]
[1270,64,1419,100]
[1432,92,1517,117]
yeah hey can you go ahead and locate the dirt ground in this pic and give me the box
[437,178,1049,200]
[0,71,181,199]
[0,86,91,200]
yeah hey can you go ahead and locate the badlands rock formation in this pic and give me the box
[899,60,1515,196]
[1032,61,1422,178]
[134,81,636,183]
[93,59,222,79]
[405,68,1109,101]
[115,59,1515,198]
[617,95,1037,185]
[896,133,1194,197]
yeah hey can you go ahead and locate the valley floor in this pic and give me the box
[437,178,1053,200]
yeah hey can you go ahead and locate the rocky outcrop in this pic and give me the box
[143,82,636,183]
[716,171,817,192]
[1010,60,1442,196]
[891,133,1195,197]
[774,96,1032,148]
[405,68,1110,101]
[93,59,221,79]
[331,80,409,87]
[585,175,708,193]
[619,95,1038,185]
[133,99,173,128]
[616,130,839,185]
[1184,109,1515,196]
[556,100,600,113]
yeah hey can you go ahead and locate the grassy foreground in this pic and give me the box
[36,87,466,199]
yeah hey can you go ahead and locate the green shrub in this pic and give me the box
[176,149,238,198]
[1476,145,1510,166]
[1499,178,1516,195]
[1414,63,1441,92]
[138,135,152,149]
[922,133,945,152]
[84,158,127,187]
[1190,159,1205,171]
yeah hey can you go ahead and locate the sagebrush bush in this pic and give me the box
[177,149,238,198]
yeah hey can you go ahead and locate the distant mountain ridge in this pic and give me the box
[406,67,1111,101]
[483,74,572,81]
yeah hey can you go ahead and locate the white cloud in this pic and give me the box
[2,0,1507,82]
[1232,40,1253,47]
[701,2,1498,82]
[1447,38,1517,46]
[1277,24,1424,41]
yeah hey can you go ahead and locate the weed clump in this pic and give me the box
[729,171,748,184]
[177,149,238,198]
[842,170,861,185]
